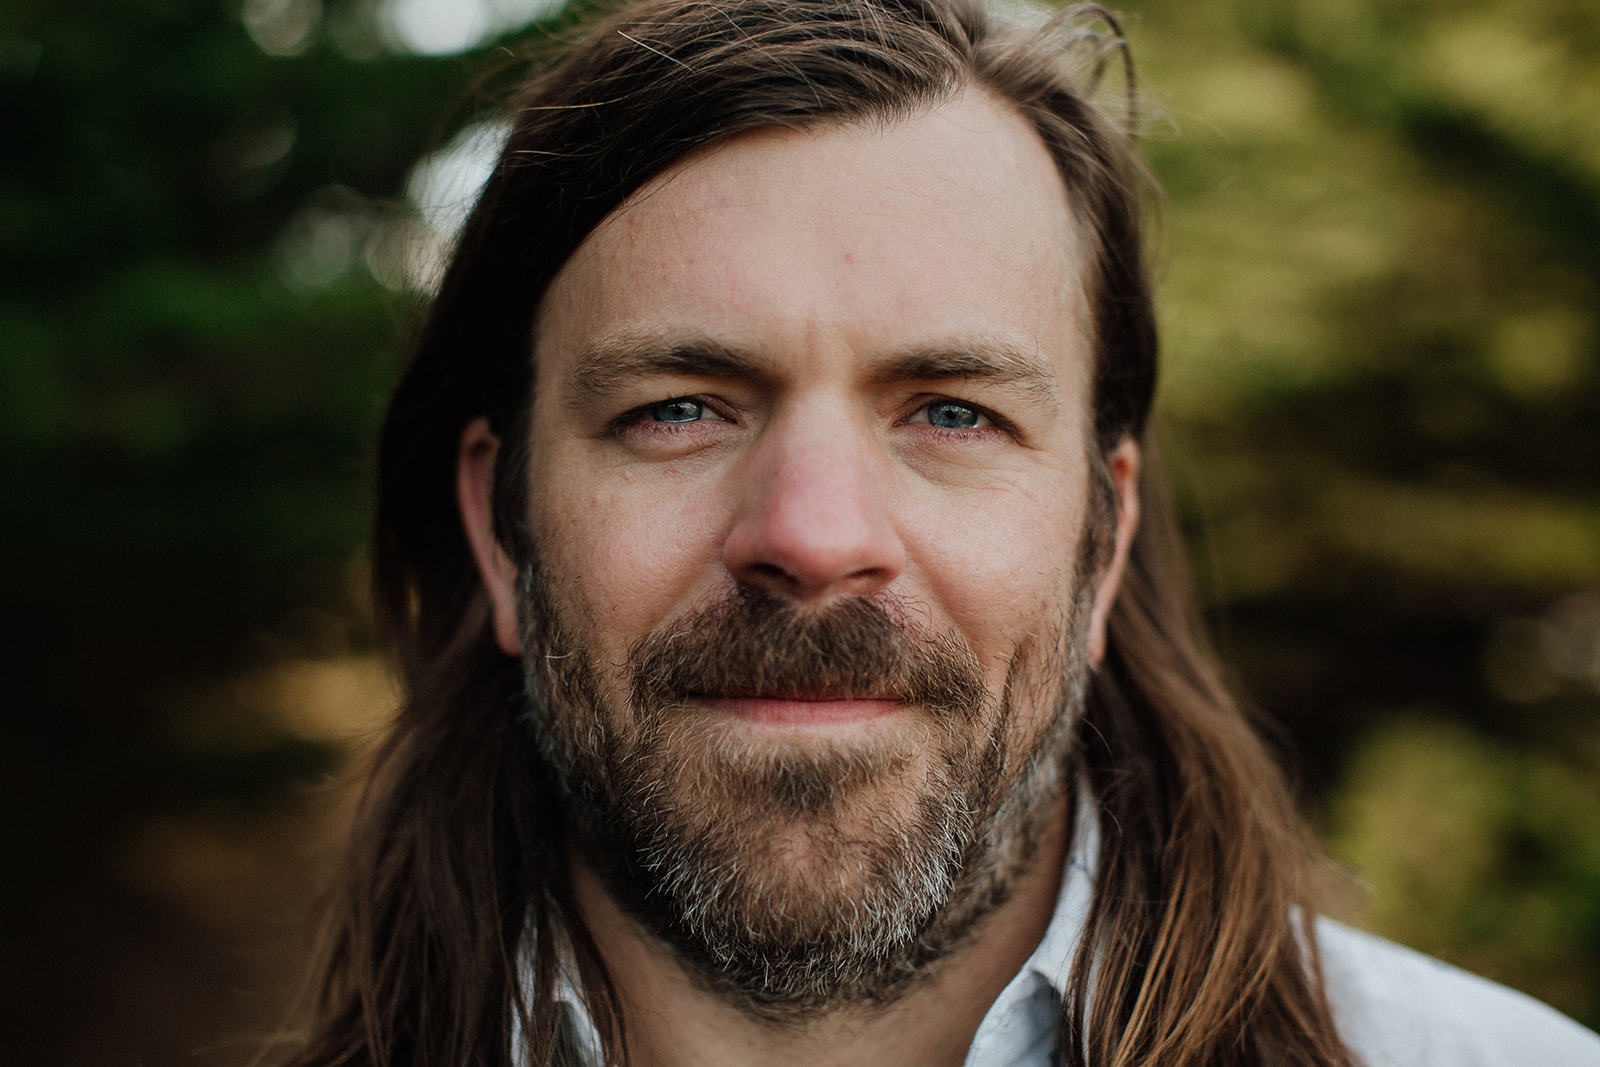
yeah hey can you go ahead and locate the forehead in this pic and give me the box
[535,89,1090,398]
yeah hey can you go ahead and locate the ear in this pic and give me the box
[1086,437,1141,665]
[457,417,523,656]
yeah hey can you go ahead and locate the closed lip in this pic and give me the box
[698,693,903,726]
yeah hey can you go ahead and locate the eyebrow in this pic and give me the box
[868,345,1059,406]
[563,333,1061,411]
[566,336,768,407]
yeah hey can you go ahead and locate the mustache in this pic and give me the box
[628,586,988,722]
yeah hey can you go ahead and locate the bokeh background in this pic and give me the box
[4,0,1598,1062]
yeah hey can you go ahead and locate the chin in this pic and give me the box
[556,704,1010,1018]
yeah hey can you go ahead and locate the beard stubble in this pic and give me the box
[516,571,1094,1023]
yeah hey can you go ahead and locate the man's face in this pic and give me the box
[499,90,1123,1013]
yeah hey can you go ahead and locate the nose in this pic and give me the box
[722,408,906,602]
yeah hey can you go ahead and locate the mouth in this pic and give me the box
[697,692,904,727]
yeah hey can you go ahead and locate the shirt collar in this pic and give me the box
[957,791,1098,1067]
[1021,791,1099,995]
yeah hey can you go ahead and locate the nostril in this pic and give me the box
[749,562,789,584]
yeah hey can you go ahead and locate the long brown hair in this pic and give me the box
[290,2,1356,1064]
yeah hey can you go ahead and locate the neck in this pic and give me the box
[566,793,1071,1067]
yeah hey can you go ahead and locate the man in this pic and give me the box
[291,1,1600,1064]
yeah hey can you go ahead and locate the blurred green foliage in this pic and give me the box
[1129,0,1600,1026]
[2,0,1597,1061]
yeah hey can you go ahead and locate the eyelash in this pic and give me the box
[905,399,990,431]
[903,396,1018,443]
[608,395,728,438]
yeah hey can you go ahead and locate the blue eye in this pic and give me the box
[925,400,982,429]
[649,398,706,423]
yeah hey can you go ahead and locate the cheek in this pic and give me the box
[530,449,725,658]
[906,476,1091,685]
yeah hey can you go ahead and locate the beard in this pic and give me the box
[516,570,1094,1023]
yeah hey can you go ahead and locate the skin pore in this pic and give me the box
[457,89,1140,1066]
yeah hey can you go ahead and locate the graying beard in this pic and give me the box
[515,567,1092,1024]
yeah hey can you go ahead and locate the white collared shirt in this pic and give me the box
[965,813,1600,1067]
[547,812,1600,1066]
